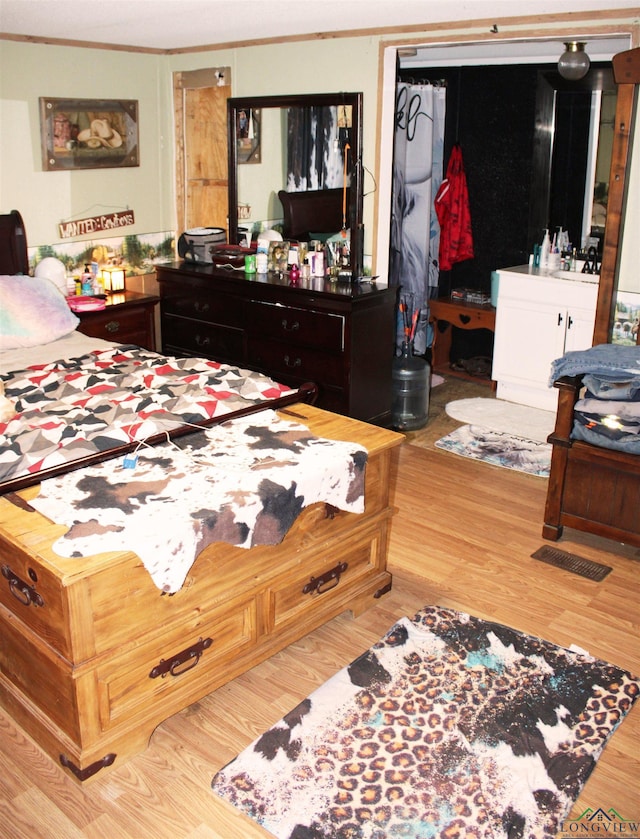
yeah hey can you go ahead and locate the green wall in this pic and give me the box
[1,13,638,277]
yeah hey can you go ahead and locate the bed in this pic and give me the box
[0,237,402,781]
[543,344,640,548]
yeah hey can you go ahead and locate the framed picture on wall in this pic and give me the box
[612,292,640,345]
[236,107,261,164]
[39,98,139,171]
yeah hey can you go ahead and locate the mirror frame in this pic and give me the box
[528,66,616,255]
[227,92,364,277]
[594,47,640,345]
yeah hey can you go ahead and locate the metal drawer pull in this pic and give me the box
[284,354,302,368]
[2,564,44,607]
[281,318,300,332]
[105,320,121,333]
[149,636,213,679]
[194,301,210,313]
[195,335,211,348]
[302,561,348,595]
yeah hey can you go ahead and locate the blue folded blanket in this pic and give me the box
[549,344,640,400]
[550,345,640,453]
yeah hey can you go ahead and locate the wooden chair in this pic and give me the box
[542,48,640,550]
[543,375,640,548]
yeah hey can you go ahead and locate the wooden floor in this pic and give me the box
[1,379,639,838]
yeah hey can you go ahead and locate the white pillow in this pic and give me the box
[0,275,79,350]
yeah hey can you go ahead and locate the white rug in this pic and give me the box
[445,397,555,444]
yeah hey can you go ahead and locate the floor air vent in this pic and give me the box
[531,546,612,582]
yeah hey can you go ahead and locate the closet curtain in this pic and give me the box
[390,82,446,354]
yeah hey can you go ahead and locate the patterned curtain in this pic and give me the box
[390,82,446,354]
[286,106,344,191]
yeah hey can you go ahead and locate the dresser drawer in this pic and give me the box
[248,338,344,386]
[163,314,246,361]
[78,306,148,344]
[95,595,256,732]
[248,301,344,352]
[267,519,386,633]
[161,287,243,328]
[0,593,257,741]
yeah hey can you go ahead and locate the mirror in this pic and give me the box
[594,47,640,344]
[227,92,364,277]
[528,66,616,256]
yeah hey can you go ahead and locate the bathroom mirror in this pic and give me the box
[528,65,617,254]
[227,92,364,277]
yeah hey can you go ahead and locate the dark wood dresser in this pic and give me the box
[156,262,397,424]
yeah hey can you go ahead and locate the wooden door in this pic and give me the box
[173,68,231,237]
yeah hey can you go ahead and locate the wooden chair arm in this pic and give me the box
[548,375,583,446]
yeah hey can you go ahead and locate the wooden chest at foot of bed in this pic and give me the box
[0,406,403,782]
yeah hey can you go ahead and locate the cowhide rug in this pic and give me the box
[212,605,639,839]
[31,410,366,593]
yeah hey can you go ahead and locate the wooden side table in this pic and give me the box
[76,291,159,351]
[429,297,496,383]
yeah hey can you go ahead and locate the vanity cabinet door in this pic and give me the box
[563,307,597,353]
[493,297,566,411]
[492,269,597,411]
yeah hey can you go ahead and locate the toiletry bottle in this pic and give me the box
[540,229,550,269]
[287,247,298,266]
[81,264,93,295]
[313,247,325,278]
[570,248,577,271]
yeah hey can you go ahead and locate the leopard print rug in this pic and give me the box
[212,605,639,838]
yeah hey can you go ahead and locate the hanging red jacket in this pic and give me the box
[434,143,474,271]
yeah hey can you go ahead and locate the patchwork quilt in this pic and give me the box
[212,605,639,839]
[0,346,295,485]
[30,410,367,593]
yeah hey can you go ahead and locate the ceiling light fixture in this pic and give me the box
[558,42,590,80]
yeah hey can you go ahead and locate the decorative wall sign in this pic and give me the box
[58,210,135,239]
[40,98,139,171]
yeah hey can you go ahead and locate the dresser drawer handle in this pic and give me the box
[284,354,301,368]
[105,320,121,333]
[2,564,44,608]
[195,334,211,348]
[302,561,348,596]
[281,318,300,332]
[194,301,210,314]
[149,636,213,679]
